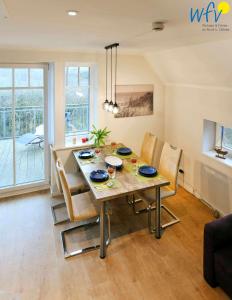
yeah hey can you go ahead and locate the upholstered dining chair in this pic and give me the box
[140,132,157,165]
[134,142,182,233]
[127,132,157,207]
[50,145,89,225]
[56,159,111,258]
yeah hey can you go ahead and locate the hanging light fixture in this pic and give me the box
[113,45,119,114]
[103,48,109,111]
[108,47,114,112]
[103,43,119,113]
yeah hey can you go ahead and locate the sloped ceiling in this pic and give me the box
[144,39,232,88]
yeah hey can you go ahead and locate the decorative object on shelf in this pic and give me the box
[90,125,111,148]
[114,84,153,118]
[215,148,228,159]
[103,43,119,114]
[215,126,228,159]
[81,137,88,143]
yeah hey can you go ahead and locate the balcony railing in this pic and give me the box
[0,104,89,139]
[65,104,89,135]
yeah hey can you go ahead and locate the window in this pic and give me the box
[0,64,48,189]
[223,127,232,149]
[65,65,90,146]
[216,124,232,151]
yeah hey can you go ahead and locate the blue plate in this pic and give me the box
[78,150,94,159]
[139,165,157,177]
[90,170,109,182]
[117,147,132,156]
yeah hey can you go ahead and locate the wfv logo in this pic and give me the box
[190,1,230,23]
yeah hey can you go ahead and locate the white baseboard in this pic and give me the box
[179,182,224,217]
[0,184,50,200]
[179,181,194,194]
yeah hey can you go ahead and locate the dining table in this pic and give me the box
[73,143,170,259]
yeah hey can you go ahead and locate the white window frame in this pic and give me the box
[215,124,232,155]
[64,62,97,147]
[0,63,49,194]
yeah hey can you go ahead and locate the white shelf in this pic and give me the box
[203,150,232,168]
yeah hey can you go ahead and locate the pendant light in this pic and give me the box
[113,45,119,114]
[108,47,114,112]
[103,48,109,111]
[103,43,119,113]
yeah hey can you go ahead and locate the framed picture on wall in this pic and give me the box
[114,84,153,118]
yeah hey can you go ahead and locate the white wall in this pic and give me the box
[165,85,232,214]
[144,39,232,214]
[0,49,164,154]
[0,48,165,196]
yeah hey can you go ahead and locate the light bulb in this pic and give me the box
[103,99,109,111]
[108,101,114,112]
[113,103,119,114]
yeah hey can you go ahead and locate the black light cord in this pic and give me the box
[114,46,118,105]
[110,47,113,101]
[105,48,108,99]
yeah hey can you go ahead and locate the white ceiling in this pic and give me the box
[0,0,232,52]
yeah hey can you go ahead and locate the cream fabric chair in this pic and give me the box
[140,132,157,165]
[56,159,111,258]
[50,145,89,225]
[135,143,182,233]
[128,132,157,207]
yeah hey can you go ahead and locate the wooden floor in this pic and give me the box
[0,187,229,300]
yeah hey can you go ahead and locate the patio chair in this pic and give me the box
[17,124,44,148]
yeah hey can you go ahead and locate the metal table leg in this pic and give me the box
[100,201,106,258]
[155,186,161,239]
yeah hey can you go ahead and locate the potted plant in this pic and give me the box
[90,125,111,148]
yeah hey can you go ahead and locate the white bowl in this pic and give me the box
[105,156,123,169]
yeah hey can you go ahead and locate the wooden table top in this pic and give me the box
[73,144,170,202]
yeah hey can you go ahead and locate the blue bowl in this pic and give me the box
[139,165,157,177]
[90,170,109,182]
[117,147,132,156]
[78,150,94,159]
[105,162,123,171]
[105,156,123,170]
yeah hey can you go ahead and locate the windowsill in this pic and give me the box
[57,140,94,152]
[203,150,232,168]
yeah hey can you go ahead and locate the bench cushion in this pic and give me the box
[214,244,232,298]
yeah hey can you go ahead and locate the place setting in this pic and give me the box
[89,154,123,191]
[123,156,159,181]
[75,148,101,165]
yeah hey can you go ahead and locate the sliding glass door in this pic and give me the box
[0,64,48,189]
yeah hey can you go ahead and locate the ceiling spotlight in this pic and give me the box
[67,10,78,16]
